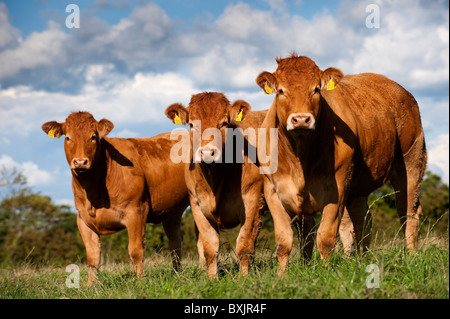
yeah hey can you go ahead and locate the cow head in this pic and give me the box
[165,92,251,163]
[42,112,114,174]
[256,53,343,135]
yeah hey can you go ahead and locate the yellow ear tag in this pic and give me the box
[47,129,55,138]
[235,109,244,121]
[327,79,336,91]
[173,114,182,125]
[264,83,273,95]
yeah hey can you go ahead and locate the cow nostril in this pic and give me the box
[305,117,310,124]
[73,158,88,167]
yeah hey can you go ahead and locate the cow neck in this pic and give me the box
[198,162,229,195]
[71,140,109,205]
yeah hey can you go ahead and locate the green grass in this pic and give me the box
[0,237,448,299]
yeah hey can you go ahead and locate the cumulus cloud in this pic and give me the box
[0,0,448,188]
[0,21,68,81]
[0,68,197,139]
[427,134,449,184]
[0,155,53,187]
[0,3,20,50]
[0,0,447,94]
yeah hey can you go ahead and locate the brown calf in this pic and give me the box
[256,53,427,271]
[165,92,268,278]
[42,112,189,284]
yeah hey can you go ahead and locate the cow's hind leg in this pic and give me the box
[344,196,371,253]
[390,137,426,252]
[339,207,355,256]
[162,210,183,271]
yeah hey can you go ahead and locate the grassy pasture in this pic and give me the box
[0,233,448,300]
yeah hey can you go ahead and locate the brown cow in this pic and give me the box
[42,112,189,284]
[165,92,269,278]
[256,53,427,271]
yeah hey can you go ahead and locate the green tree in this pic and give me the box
[0,166,83,266]
[367,171,449,237]
[420,171,449,233]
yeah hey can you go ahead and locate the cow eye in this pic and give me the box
[278,89,284,94]
[221,121,228,128]
[189,122,194,129]
[90,135,96,142]
[65,136,70,142]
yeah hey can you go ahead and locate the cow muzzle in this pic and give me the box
[71,158,90,172]
[286,113,315,132]
[194,146,222,163]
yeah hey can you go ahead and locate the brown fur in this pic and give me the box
[256,55,427,270]
[42,112,189,284]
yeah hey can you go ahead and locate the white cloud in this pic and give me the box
[0,155,53,187]
[0,21,68,80]
[53,198,75,208]
[0,0,448,186]
[113,129,140,138]
[0,3,20,50]
[0,68,197,139]
[427,134,449,184]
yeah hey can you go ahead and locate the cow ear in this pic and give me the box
[320,67,344,91]
[165,103,188,125]
[97,118,114,139]
[256,71,277,95]
[230,100,251,123]
[42,121,65,138]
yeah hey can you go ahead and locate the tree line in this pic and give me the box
[0,166,448,267]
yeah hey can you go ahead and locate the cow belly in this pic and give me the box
[349,151,395,197]
[217,194,244,229]
[80,209,126,235]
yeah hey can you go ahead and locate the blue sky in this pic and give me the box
[0,0,448,209]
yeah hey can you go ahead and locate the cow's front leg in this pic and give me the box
[77,214,101,285]
[126,209,146,277]
[237,166,264,276]
[317,200,345,260]
[191,200,219,279]
[264,180,293,275]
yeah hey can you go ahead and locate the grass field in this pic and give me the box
[0,234,448,300]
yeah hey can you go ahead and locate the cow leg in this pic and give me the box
[340,197,372,255]
[348,196,371,252]
[237,181,264,276]
[162,211,183,271]
[264,180,293,275]
[126,212,146,278]
[390,161,424,252]
[317,200,345,260]
[195,223,206,268]
[77,214,101,285]
[339,207,355,256]
[191,201,220,279]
